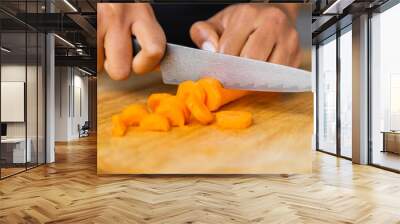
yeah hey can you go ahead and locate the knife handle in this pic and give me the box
[132,39,141,56]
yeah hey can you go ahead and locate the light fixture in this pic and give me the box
[54,34,75,48]
[63,0,78,12]
[77,67,93,76]
[1,47,11,53]
[76,48,88,56]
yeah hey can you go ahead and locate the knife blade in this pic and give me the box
[134,40,312,92]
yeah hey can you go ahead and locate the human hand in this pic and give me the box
[97,3,166,80]
[190,4,301,67]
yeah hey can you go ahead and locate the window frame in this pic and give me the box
[367,0,400,173]
[0,1,47,180]
[315,23,353,160]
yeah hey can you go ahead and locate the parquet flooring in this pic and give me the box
[1,135,400,223]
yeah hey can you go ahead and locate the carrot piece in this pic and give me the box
[220,89,250,106]
[197,78,223,111]
[177,80,206,103]
[120,104,149,126]
[147,93,173,112]
[197,77,250,111]
[140,114,170,132]
[215,111,253,129]
[185,95,214,125]
[166,95,190,121]
[155,96,187,127]
[112,114,127,136]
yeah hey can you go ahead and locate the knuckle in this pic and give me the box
[236,4,258,19]
[239,4,257,13]
[144,44,165,60]
[268,8,288,25]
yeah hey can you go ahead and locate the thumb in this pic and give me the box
[190,21,219,52]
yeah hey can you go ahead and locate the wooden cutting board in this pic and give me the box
[97,73,313,174]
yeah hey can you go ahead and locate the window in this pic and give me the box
[339,27,352,158]
[317,36,337,154]
[0,1,46,179]
[370,2,400,171]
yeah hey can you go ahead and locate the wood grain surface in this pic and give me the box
[97,73,313,174]
[2,136,400,223]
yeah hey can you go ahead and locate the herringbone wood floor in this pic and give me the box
[1,135,400,224]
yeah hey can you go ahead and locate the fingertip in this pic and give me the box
[105,60,131,80]
[131,43,165,75]
[131,19,166,75]
[190,21,219,50]
[189,21,203,44]
[201,41,216,52]
[132,57,158,75]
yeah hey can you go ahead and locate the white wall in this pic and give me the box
[54,67,89,141]
[77,72,89,139]
[54,66,69,141]
[1,65,41,138]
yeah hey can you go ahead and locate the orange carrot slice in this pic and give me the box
[220,89,249,106]
[156,96,187,127]
[198,77,250,111]
[197,78,223,111]
[112,114,127,136]
[185,95,214,125]
[215,111,252,129]
[120,103,149,126]
[147,93,173,112]
[140,114,170,132]
[177,80,206,103]
[167,95,191,121]
[156,105,185,127]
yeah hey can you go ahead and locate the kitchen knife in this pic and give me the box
[133,40,312,92]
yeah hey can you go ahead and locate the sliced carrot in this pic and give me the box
[197,78,223,111]
[185,95,214,125]
[140,114,170,132]
[177,80,206,103]
[156,96,187,127]
[220,89,250,106]
[120,103,148,126]
[215,111,252,129]
[197,77,250,111]
[147,93,173,112]
[112,114,127,136]
[166,95,191,121]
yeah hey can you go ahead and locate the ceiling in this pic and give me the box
[0,0,393,74]
[0,0,96,73]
